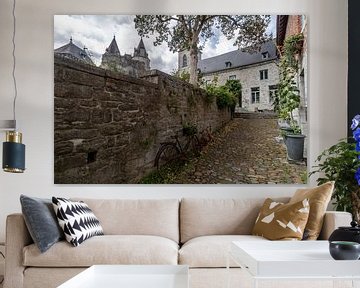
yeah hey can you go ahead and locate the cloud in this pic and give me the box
[54,15,278,71]
[267,15,276,37]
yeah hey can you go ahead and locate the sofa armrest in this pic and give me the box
[4,213,33,288]
[318,211,352,240]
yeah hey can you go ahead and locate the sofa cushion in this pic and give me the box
[180,198,289,243]
[52,197,104,247]
[72,199,179,243]
[290,181,334,240]
[252,198,310,240]
[179,235,267,268]
[20,195,64,253]
[23,235,179,267]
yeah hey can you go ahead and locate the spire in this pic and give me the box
[70,36,73,43]
[106,36,120,55]
[134,38,148,58]
[137,37,145,50]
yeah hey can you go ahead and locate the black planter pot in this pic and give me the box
[285,134,305,161]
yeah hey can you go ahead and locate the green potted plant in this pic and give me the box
[274,33,305,161]
[284,121,305,161]
[310,114,360,222]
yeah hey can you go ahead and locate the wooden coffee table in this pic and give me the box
[228,241,360,288]
[58,265,189,288]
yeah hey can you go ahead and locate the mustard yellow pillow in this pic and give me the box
[289,181,334,240]
[252,198,310,240]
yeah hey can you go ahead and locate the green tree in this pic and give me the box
[134,15,271,85]
[225,79,242,106]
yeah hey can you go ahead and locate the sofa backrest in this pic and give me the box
[180,198,290,243]
[73,198,180,243]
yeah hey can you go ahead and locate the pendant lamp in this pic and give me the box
[1,0,26,173]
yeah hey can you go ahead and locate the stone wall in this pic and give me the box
[54,55,231,184]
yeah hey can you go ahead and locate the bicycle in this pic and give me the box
[198,126,213,148]
[154,132,200,175]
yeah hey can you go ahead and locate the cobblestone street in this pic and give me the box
[171,118,307,184]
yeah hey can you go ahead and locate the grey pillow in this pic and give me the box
[20,195,64,253]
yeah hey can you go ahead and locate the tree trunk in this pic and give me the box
[189,41,199,86]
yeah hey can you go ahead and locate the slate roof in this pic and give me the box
[106,36,120,55]
[198,41,277,74]
[54,38,94,65]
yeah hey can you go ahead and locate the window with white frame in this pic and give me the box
[251,87,260,104]
[260,69,268,80]
[269,85,278,103]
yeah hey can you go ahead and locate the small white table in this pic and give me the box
[228,241,360,288]
[58,265,189,288]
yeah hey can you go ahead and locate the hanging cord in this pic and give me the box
[11,0,17,129]
[0,250,4,284]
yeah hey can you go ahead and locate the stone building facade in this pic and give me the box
[178,41,279,112]
[100,37,150,77]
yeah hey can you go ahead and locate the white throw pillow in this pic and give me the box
[52,197,103,247]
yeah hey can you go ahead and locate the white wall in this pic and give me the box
[0,0,348,242]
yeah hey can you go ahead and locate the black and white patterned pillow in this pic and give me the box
[52,197,104,247]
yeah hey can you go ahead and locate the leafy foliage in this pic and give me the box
[283,33,304,70]
[182,123,198,136]
[225,79,242,99]
[309,140,360,213]
[273,34,303,123]
[134,15,271,85]
[171,69,190,82]
[205,81,237,110]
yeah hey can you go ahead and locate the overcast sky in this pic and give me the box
[54,15,276,74]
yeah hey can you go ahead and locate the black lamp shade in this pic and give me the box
[3,141,25,173]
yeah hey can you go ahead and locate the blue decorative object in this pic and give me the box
[351,115,360,185]
[351,115,360,131]
[2,131,25,173]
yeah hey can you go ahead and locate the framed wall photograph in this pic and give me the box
[54,14,308,184]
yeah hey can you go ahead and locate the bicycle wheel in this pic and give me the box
[191,135,201,154]
[155,143,181,174]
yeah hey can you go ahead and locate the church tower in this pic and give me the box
[100,36,122,71]
[178,49,201,73]
[133,38,150,70]
[178,50,191,73]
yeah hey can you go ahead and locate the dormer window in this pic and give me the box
[262,52,269,59]
[225,61,232,68]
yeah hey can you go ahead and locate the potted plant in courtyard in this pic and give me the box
[274,33,305,161]
[284,121,305,161]
[310,114,360,222]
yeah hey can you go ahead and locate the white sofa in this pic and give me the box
[4,198,352,288]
